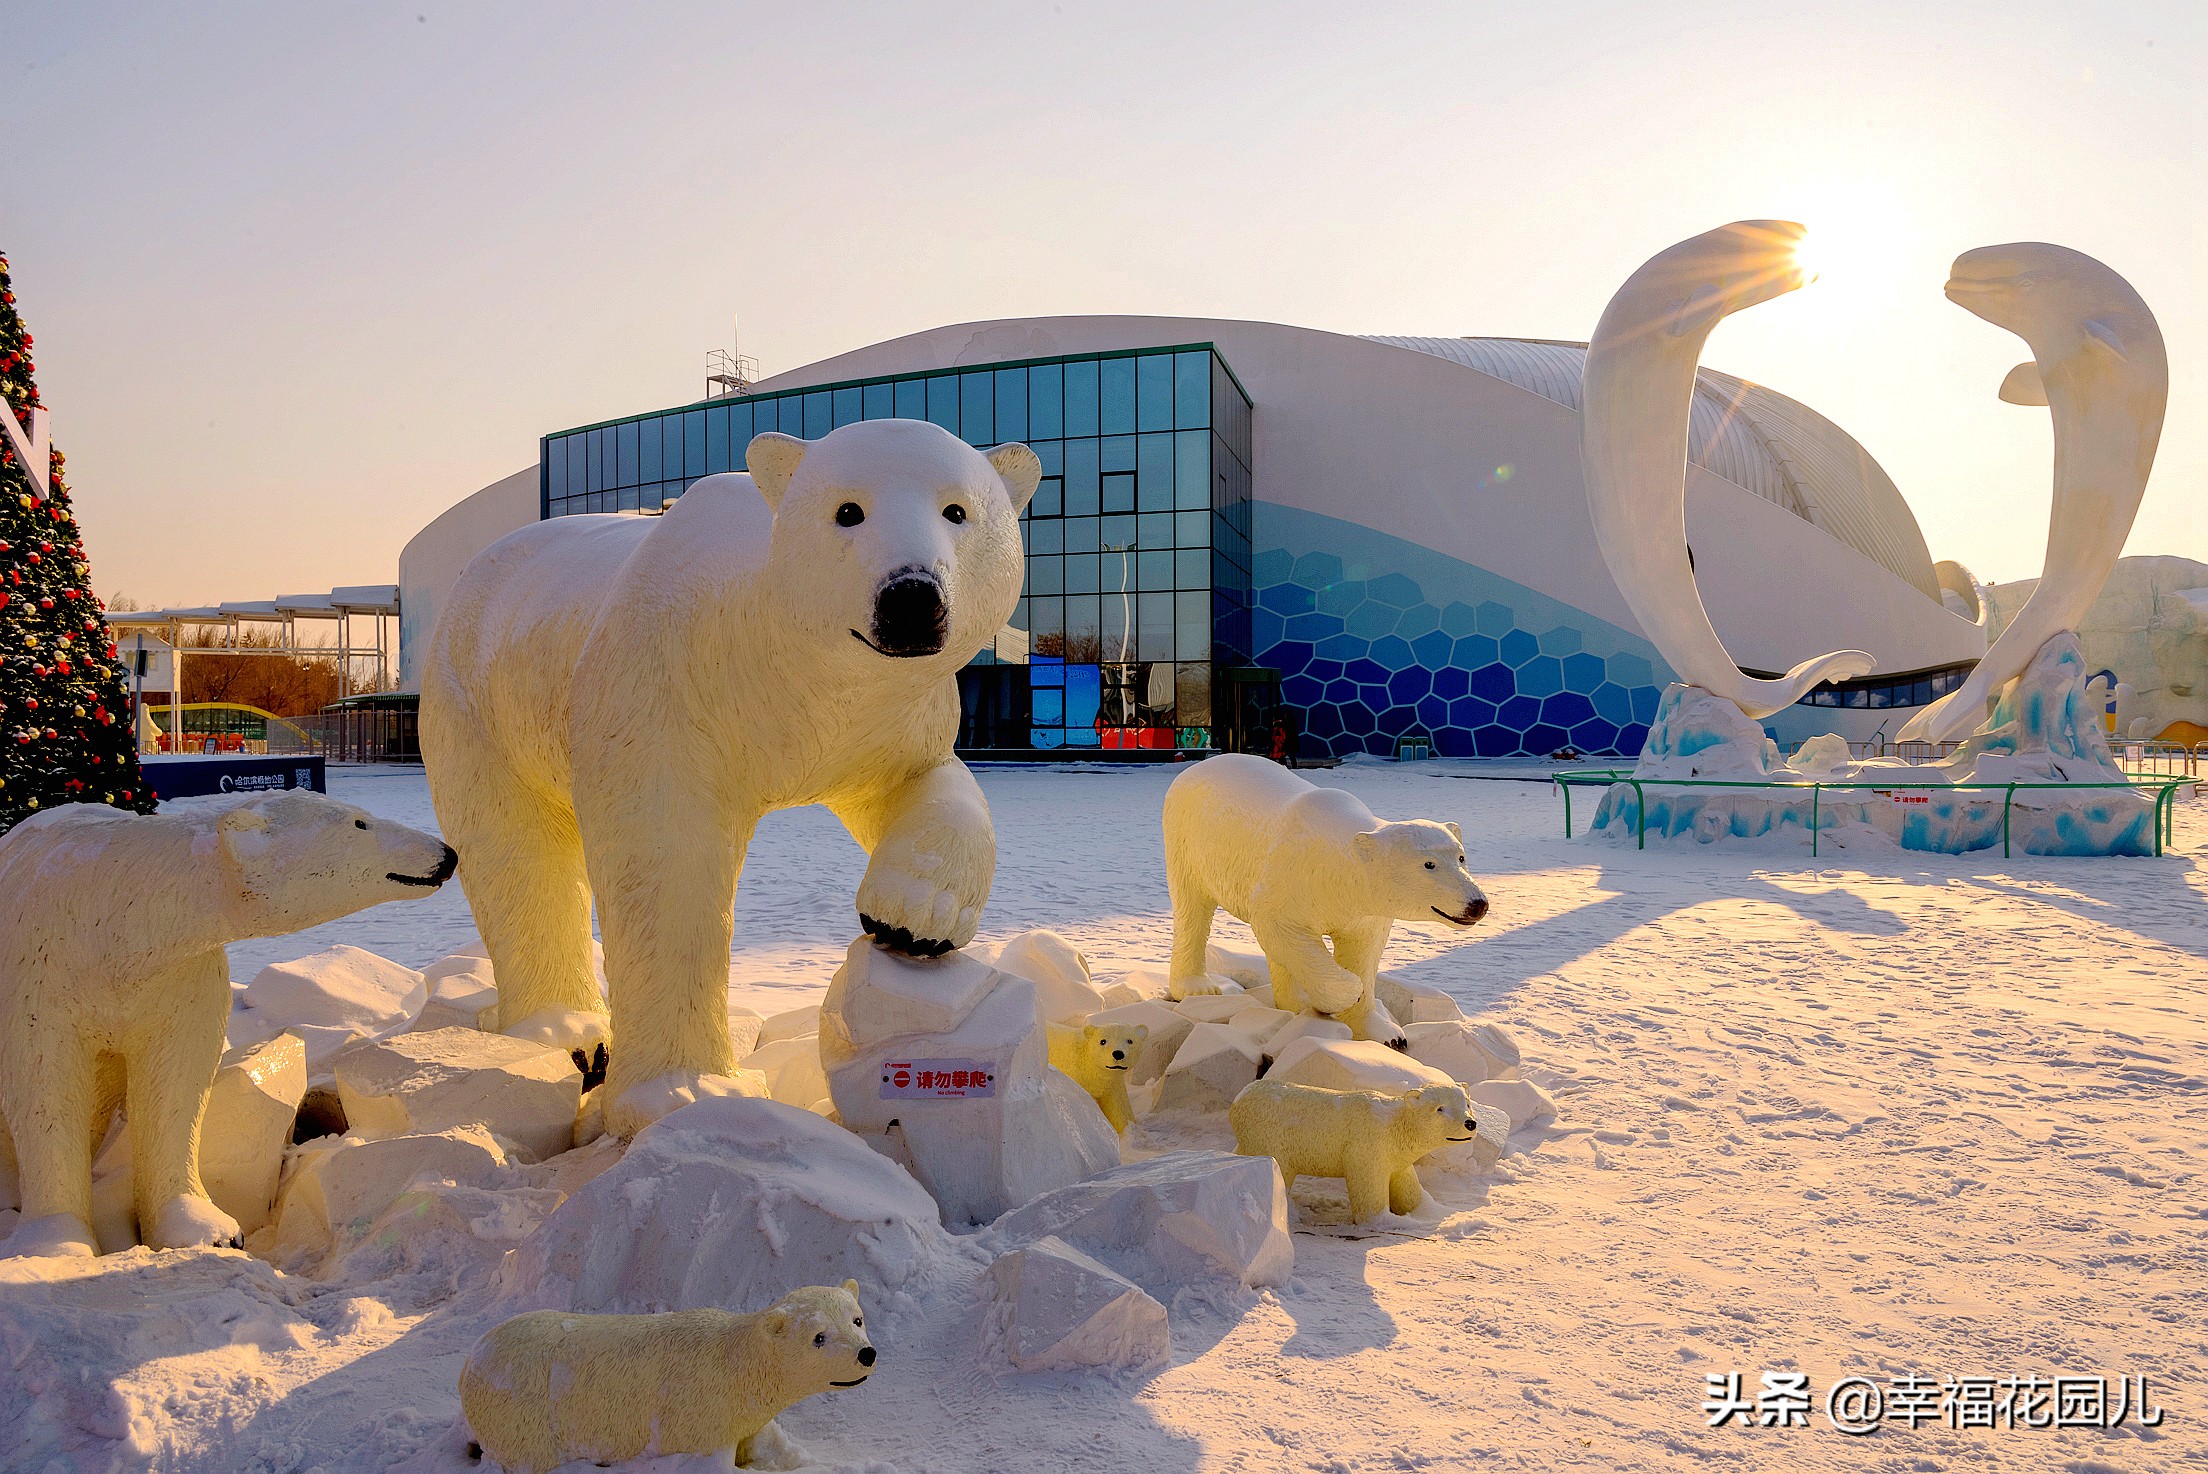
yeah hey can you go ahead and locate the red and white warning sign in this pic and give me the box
[880,1059,997,1099]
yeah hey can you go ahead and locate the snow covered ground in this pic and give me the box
[7,759,2205,1472]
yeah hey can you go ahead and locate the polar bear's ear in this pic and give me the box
[1351,829,1383,862]
[1128,1024,1149,1043]
[1443,821,1463,846]
[219,806,271,835]
[746,432,810,513]
[986,443,1043,513]
[842,1278,859,1296]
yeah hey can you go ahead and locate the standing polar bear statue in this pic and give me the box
[1164,754,1488,1045]
[422,419,1039,1137]
[0,791,456,1259]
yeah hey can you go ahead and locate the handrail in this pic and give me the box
[1552,769,2189,858]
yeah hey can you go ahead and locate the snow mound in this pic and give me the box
[987,1150,1292,1293]
[497,1096,976,1332]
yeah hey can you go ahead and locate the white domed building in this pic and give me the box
[401,316,1984,759]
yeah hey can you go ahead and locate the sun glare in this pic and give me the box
[1773,176,1916,293]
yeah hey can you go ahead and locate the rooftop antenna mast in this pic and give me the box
[706,314,760,399]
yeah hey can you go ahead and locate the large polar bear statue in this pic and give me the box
[1163,754,1488,1044]
[421,419,1039,1137]
[0,791,456,1258]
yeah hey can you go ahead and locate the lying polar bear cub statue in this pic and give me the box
[0,790,456,1258]
[422,419,1039,1138]
[1164,754,1487,1044]
[459,1281,874,1473]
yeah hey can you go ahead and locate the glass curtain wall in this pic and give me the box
[540,345,1254,752]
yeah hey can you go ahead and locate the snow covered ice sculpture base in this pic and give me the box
[460,1282,875,1474]
[419,418,1041,1139]
[1593,635,2156,856]
[0,791,455,1259]
[819,938,1118,1227]
[1162,754,1488,1045]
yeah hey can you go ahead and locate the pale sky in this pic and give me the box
[2,1,2199,606]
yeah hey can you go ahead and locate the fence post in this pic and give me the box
[1560,780,1575,839]
[2002,783,2018,859]
[1811,783,1821,859]
[1632,780,1646,850]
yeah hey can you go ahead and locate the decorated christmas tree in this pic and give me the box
[0,249,154,834]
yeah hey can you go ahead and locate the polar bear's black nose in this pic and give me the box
[873,570,947,656]
[1111,1049,1126,1061]
[1467,896,1489,922]
[858,1346,877,1366]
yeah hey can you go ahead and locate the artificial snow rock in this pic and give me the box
[727,1003,766,1059]
[1268,1037,1456,1095]
[1375,972,1465,1025]
[241,944,427,1038]
[820,938,1118,1227]
[1173,993,1253,1025]
[272,1124,508,1263]
[991,1150,1293,1291]
[1261,1014,1353,1062]
[757,1004,821,1047]
[1226,1005,1295,1045]
[1404,1020,1512,1086]
[1204,942,1272,991]
[994,929,1108,1026]
[987,1235,1170,1374]
[737,1036,831,1110]
[1466,1077,1557,1133]
[1155,1022,1261,1113]
[199,1033,308,1234]
[1096,983,1147,1010]
[1086,1001,1191,1086]
[499,1096,963,1332]
[419,946,491,988]
[333,1027,582,1162]
[410,966,499,1035]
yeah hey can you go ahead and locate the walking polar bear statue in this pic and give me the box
[1164,754,1488,1045]
[422,419,1040,1137]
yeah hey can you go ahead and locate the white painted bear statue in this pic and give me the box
[1047,1021,1149,1133]
[0,791,456,1258]
[1163,754,1487,1044]
[1230,1079,1477,1222]
[421,420,1039,1138]
[459,1281,875,1474]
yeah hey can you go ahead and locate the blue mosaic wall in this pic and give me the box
[1253,506,1671,759]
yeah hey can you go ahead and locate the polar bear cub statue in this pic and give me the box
[422,420,1039,1138]
[0,791,456,1258]
[1163,754,1487,1044]
[459,1281,875,1474]
[1230,1079,1477,1222]
[1047,1021,1149,1133]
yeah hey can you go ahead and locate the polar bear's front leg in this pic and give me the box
[1,1009,99,1256]
[835,760,994,956]
[1251,919,1365,1017]
[582,778,752,1140]
[1326,921,1407,1048]
[128,954,242,1250]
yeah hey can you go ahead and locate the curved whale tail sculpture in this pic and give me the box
[1897,243,2168,745]
[1581,220,1874,721]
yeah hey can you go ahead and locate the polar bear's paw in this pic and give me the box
[504,1007,612,1056]
[2,1212,98,1259]
[1336,994,1408,1050]
[148,1195,243,1252]
[606,1068,771,1138]
[856,835,986,958]
[1167,973,1233,1000]
[737,1417,807,1471]
[1302,964,1368,1018]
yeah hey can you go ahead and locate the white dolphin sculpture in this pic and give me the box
[1581,220,1875,720]
[1897,243,2168,744]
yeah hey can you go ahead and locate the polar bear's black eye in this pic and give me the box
[1424,861,1436,870]
[813,1331,827,1347]
[355,820,369,830]
[943,504,967,524]
[836,502,865,527]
